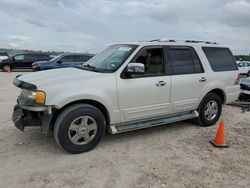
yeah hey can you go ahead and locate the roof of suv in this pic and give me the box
[132,39,226,48]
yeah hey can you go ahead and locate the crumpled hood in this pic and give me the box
[18,68,108,90]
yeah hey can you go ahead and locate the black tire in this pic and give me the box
[54,103,106,154]
[195,93,222,127]
[3,64,11,72]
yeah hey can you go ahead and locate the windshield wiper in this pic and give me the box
[82,64,99,72]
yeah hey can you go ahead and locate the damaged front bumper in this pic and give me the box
[12,104,53,134]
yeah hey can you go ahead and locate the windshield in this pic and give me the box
[81,44,138,72]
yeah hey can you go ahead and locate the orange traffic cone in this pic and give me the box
[210,120,229,148]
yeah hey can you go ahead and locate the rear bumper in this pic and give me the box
[12,104,53,134]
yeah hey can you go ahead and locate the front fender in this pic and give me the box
[45,88,121,124]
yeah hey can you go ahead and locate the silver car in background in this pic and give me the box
[0,52,9,62]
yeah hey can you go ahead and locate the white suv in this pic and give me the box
[12,40,240,153]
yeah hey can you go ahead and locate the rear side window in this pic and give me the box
[169,47,203,75]
[25,54,36,61]
[202,47,237,72]
[73,55,83,62]
[73,55,92,62]
[60,55,74,62]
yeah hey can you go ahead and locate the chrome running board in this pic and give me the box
[109,111,199,134]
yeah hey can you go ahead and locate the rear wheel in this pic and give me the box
[3,64,11,72]
[54,103,106,154]
[195,93,222,126]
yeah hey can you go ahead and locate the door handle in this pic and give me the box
[156,80,166,87]
[199,77,207,82]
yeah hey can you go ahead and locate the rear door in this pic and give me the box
[167,46,207,113]
[24,54,36,68]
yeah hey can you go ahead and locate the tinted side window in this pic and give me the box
[238,63,243,67]
[25,54,37,61]
[0,52,8,56]
[202,47,237,72]
[60,55,74,62]
[169,48,203,75]
[14,55,25,61]
[73,55,87,62]
[38,54,50,60]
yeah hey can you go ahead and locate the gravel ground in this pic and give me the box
[0,72,250,188]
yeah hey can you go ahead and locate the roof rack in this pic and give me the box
[142,38,218,45]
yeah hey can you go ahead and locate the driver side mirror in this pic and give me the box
[57,60,62,64]
[124,63,145,78]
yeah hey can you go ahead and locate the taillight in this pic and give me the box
[235,74,240,85]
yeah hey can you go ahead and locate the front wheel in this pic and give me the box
[195,93,222,127]
[3,64,11,72]
[54,104,106,154]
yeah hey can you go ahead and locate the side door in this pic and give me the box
[167,46,207,113]
[12,54,25,68]
[116,46,172,123]
[24,54,36,68]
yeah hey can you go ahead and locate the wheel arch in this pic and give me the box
[208,88,226,104]
[51,99,110,130]
[198,88,226,111]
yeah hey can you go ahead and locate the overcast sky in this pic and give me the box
[0,0,250,54]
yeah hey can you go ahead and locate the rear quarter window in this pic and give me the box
[202,47,238,72]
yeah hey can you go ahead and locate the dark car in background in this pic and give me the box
[32,53,94,71]
[0,53,51,72]
[0,52,9,62]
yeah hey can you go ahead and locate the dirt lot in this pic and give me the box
[0,72,249,188]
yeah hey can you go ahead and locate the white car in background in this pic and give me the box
[237,61,250,76]
[0,52,9,62]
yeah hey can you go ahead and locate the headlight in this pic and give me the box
[19,89,46,105]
